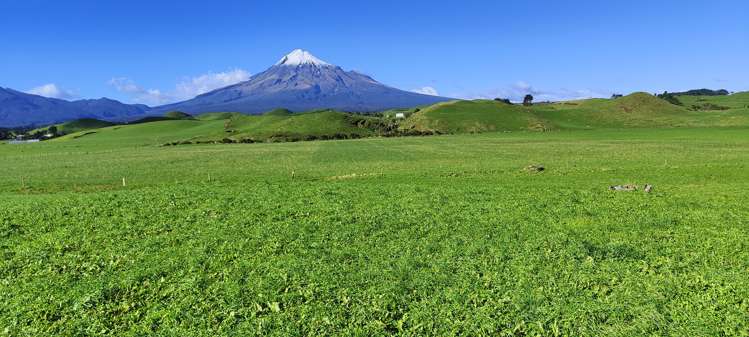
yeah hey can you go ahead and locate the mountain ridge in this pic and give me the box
[0,87,150,127]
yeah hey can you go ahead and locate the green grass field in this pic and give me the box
[1,127,748,336]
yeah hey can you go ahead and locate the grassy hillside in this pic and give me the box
[30,112,201,140]
[58,118,116,133]
[400,99,550,133]
[401,92,749,133]
[1,128,748,335]
[195,112,245,121]
[37,92,749,147]
[51,110,394,146]
[163,111,194,120]
[533,93,692,129]
[30,118,115,135]
[674,91,749,110]
[54,119,228,147]
[218,110,386,142]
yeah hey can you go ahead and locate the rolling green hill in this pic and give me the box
[402,92,749,133]
[400,99,550,133]
[218,110,387,142]
[533,92,692,129]
[31,118,116,135]
[164,111,194,119]
[129,112,194,124]
[41,92,749,147]
[51,110,394,146]
[54,119,228,146]
[195,112,245,121]
[674,91,749,110]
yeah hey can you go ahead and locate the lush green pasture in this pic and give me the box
[402,93,749,133]
[1,128,748,336]
[676,92,749,110]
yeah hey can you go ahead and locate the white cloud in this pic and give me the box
[108,78,170,106]
[27,83,77,100]
[174,69,251,99]
[412,86,440,96]
[110,69,251,106]
[453,81,609,102]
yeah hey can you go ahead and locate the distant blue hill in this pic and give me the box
[0,87,149,127]
[151,49,451,115]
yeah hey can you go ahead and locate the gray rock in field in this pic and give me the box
[610,184,638,191]
[524,164,545,173]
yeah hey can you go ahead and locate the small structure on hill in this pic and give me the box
[8,139,40,144]
[395,113,406,119]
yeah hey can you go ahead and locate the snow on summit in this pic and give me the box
[276,49,331,66]
[150,48,450,114]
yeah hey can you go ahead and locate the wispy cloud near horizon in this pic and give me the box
[452,81,610,102]
[26,83,78,100]
[411,86,440,96]
[110,69,251,106]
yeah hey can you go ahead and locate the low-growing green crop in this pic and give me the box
[1,128,748,336]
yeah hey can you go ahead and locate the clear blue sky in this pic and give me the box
[1,0,747,104]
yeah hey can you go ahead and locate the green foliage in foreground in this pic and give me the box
[1,128,748,336]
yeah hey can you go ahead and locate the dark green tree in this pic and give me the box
[657,91,683,106]
[523,94,534,106]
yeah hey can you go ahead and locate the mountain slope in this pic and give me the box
[152,49,451,114]
[0,87,149,127]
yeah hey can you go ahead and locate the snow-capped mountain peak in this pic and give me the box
[151,49,450,115]
[276,49,331,66]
